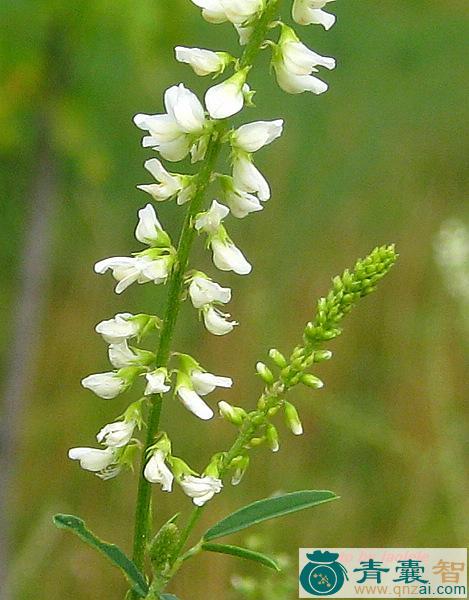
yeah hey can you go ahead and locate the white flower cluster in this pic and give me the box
[69,0,338,505]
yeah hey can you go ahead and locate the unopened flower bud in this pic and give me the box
[255,361,274,384]
[300,374,324,389]
[266,424,279,452]
[284,401,303,435]
[314,350,332,362]
[218,401,246,426]
[230,455,250,486]
[269,348,287,368]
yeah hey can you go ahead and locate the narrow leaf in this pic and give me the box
[53,514,148,597]
[202,542,280,571]
[203,490,338,541]
[160,595,180,600]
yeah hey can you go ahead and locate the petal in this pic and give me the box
[177,387,214,420]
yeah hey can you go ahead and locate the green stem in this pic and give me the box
[131,128,225,576]
[130,0,281,590]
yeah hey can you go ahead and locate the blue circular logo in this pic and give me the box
[300,551,348,596]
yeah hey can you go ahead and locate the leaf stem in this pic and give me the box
[131,127,225,576]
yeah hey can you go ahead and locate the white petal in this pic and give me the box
[189,277,231,308]
[175,46,224,76]
[219,0,262,24]
[144,451,174,491]
[225,188,263,218]
[133,113,181,142]
[179,475,223,505]
[177,387,214,420]
[144,371,171,395]
[195,200,229,233]
[108,341,140,368]
[81,372,125,399]
[205,77,244,119]
[68,447,115,472]
[232,155,270,201]
[191,0,227,23]
[135,203,163,246]
[95,313,137,344]
[191,371,233,395]
[233,120,284,153]
[274,63,328,95]
[203,306,238,336]
[165,84,205,134]
[96,421,135,447]
[211,238,252,275]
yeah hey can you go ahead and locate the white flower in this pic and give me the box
[210,236,252,275]
[195,200,229,234]
[81,372,127,399]
[96,420,135,448]
[134,84,206,162]
[292,0,336,29]
[108,341,141,368]
[68,446,116,472]
[190,0,227,23]
[177,386,214,420]
[175,46,229,76]
[226,187,263,218]
[179,475,223,506]
[144,450,174,491]
[135,203,169,247]
[281,42,335,76]
[191,0,262,25]
[232,120,284,153]
[137,158,185,202]
[220,177,263,218]
[190,370,233,395]
[95,313,138,344]
[189,276,231,309]
[94,253,172,294]
[275,63,328,94]
[232,154,270,201]
[205,68,249,119]
[220,0,263,24]
[144,370,171,395]
[273,25,335,95]
[203,305,238,335]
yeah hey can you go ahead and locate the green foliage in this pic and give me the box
[53,514,149,598]
[203,490,338,541]
[201,542,280,571]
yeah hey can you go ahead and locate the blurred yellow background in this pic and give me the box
[1,1,468,598]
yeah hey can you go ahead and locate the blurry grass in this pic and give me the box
[1,0,468,598]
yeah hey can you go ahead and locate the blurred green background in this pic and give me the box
[1,1,468,598]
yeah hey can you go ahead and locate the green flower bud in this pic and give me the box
[256,361,274,384]
[268,348,287,368]
[218,401,247,426]
[265,424,279,452]
[300,374,324,389]
[314,350,332,362]
[230,455,250,486]
[284,401,303,436]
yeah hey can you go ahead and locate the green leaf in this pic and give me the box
[160,595,180,600]
[202,542,280,571]
[203,490,338,541]
[53,514,148,597]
